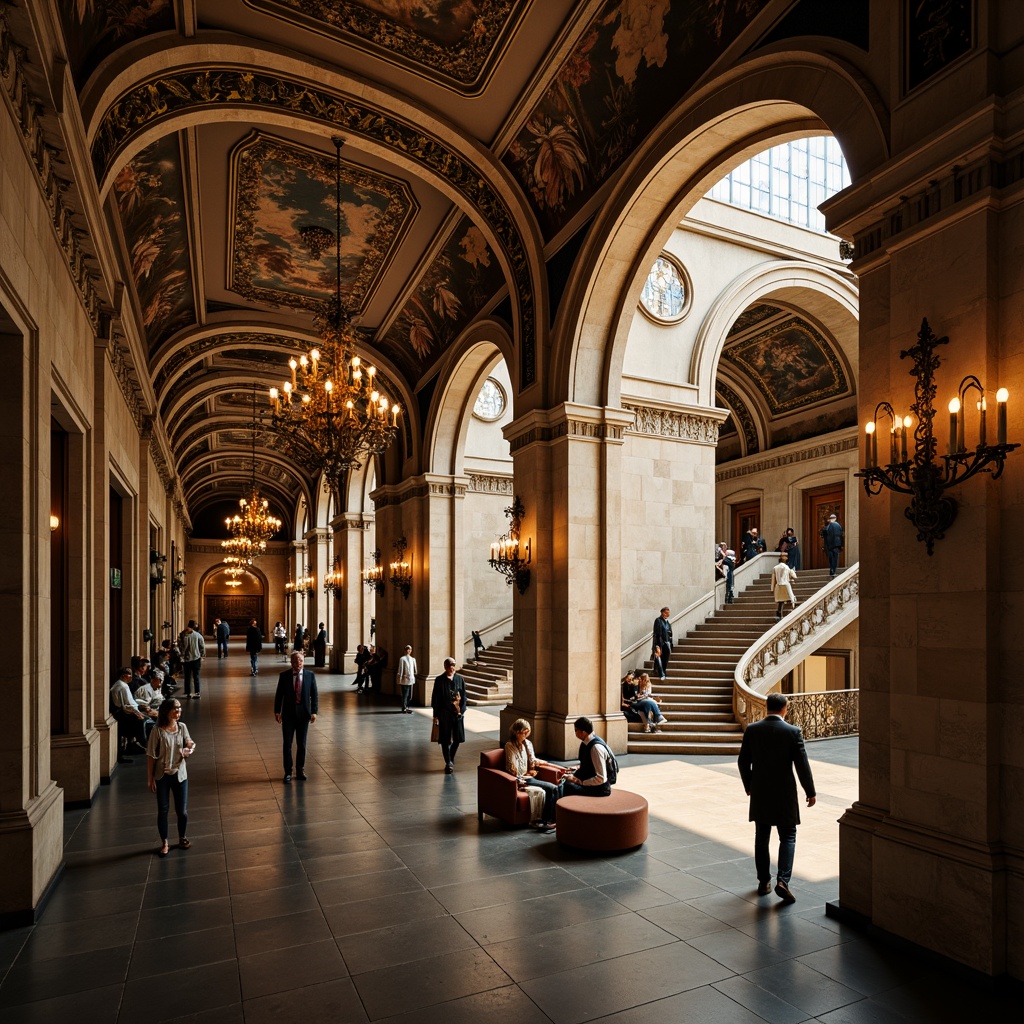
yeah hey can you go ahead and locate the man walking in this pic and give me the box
[397,644,417,713]
[179,620,205,699]
[652,607,673,673]
[737,692,816,903]
[430,657,466,773]
[821,513,844,577]
[274,651,318,783]
[215,617,230,658]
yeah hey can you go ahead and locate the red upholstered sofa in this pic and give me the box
[477,749,562,826]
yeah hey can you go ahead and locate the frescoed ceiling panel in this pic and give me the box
[244,0,529,93]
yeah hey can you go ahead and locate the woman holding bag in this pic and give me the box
[146,697,196,857]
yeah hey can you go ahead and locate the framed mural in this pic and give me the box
[905,0,974,93]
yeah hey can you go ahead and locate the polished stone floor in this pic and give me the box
[0,652,1017,1023]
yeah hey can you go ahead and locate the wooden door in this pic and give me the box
[803,485,845,570]
[731,500,761,563]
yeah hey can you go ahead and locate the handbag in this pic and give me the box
[430,720,439,743]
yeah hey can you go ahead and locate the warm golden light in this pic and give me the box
[49,514,59,532]
[948,397,961,414]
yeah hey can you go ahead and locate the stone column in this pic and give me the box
[831,126,1024,977]
[500,404,634,758]
[304,527,330,658]
[331,512,373,670]
[0,328,63,925]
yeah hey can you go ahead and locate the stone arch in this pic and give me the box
[549,53,886,411]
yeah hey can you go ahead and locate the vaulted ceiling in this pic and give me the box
[12,0,868,534]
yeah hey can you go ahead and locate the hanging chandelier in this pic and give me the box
[223,388,282,562]
[268,136,401,505]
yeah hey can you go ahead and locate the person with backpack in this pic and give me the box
[558,716,616,797]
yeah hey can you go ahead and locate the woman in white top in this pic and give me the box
[146,698,196,857]
[504,719,560,832]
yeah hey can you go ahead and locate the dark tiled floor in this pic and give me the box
[0,653,1018,1022]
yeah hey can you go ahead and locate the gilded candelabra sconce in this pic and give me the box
[389,536,412,599]
[488,495,531,594]
[323,556,343,599]
[286,565,315,598]
[363,549,385,596]
[857,318,1017,554]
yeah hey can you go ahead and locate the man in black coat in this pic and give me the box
[274,651,318,783]
[430,657,466,773]
[652,607,673,673]
[821,513,844,576]
[737,692,816,903]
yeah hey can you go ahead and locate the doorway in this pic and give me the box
[802,485,845,571]
[730,499,761,563]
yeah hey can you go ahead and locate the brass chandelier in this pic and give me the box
[268,136,401,505]
[222,389,282,563]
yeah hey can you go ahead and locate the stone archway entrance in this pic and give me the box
[202,567,266,637]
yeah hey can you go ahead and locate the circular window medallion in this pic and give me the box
[473,377,507,421]
[639,254,691,323]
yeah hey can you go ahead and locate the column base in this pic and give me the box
[0,780,64,926]
[50,728,101,807]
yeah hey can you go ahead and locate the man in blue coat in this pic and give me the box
[737,692,816,903]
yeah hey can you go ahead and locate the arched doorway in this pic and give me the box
[202,565,267,638]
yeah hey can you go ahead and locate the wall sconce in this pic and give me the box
[149,550,166,587]
[49,514,60,532]
[323,556,344,598]
[171,569,186,595]
[488,494,532,594]
[389,536,412,599]
[285,565,315,598]
[857,318,1018,554]
[363,548,386,595]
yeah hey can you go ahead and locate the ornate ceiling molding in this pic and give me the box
[89,64,540,386]
[715,380,759,456]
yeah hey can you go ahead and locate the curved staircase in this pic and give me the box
[461,633,513,705]
[627,567,836,754]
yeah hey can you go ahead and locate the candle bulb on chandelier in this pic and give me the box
[310,349,319,376]
[864,421,875,468]
[901,415,911,462]
[997,388,1009,445]
[889,425,898,466]
[289,359,297,388]
[948,397,960,456]
[392,403,400,426]
[978,396,987,447]
[269,387,279,413]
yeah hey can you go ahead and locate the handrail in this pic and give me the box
[620,552,776,677]
[463,614,513,662]
[733,563,860,731]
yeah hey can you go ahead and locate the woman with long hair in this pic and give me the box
[146,697,196,857]
[505,719,560,832]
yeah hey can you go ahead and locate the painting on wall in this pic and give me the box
[113,133,196,353]
[245,0,528,93]
[505,0,769,237]
[723,316,849,415]
[378,215,505,375]
[906,0,974,92]
[229,133,417,314]
[56,0,175,89]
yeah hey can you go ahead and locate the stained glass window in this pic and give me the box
[473,377,506,421]
[639,254,690,323]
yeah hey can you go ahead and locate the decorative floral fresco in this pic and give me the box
[113,134,196,352]
[379,215,505,372]
[57,0,175,89]
[506,0,768,237]
[245,0,526,92]
[230,133,417,314]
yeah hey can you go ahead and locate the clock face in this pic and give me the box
[473,377,506,421]
[639,254,690,323]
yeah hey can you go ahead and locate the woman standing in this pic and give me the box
[146,698,195,857]
[273,621,287,655]
[313,621,328,667]
[505,719,559,832]
[245,618,263,676]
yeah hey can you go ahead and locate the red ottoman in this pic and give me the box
[555,789,649,851]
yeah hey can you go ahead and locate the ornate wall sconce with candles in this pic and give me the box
[323,556,344,598]
[286,565,315,598]
[857,318,1018,554]
[488,495,532,594]
[363,549,386,595]
[389,536,412,599]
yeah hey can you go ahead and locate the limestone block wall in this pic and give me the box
[462,482,514,638]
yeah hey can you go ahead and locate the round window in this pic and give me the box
[639,254,691,323]
[473,377,507,421]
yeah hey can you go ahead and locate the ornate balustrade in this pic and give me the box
[734,564,860,739]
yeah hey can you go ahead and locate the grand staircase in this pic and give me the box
[627,567,835,755]
[461,633,514,705]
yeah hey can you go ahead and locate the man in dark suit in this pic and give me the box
[652,607,673,673]
[821,513,844,576]
[737,692,816,903]
[274,651,318,783]
[430,657,466,773]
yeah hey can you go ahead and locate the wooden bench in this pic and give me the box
[555,789,649,851]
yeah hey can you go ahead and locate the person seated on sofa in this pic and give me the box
[559,717,615,798]
[505,719,562,832]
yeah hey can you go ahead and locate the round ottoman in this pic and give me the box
[555,789,648,851]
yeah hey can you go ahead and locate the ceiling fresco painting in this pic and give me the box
[379,215,505,376]
[57,0,175,89]
[245,0,528,93]
[113,133,196,353]
[505,0,769,237]
[229,133,418,313]
[723,316,849,415]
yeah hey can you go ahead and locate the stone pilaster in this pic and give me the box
[331,513,374,670]
[304,527,331,651]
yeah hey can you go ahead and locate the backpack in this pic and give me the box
[591,737,619,785]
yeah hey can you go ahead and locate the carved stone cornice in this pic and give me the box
[504,404,635,455]
[466,472,513,494]
[716,432,858,481]
[371,473,468,508]
[622,402,726,445]
[106,334,146,432]
[186,540,291,555]
[0,8,100,325]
